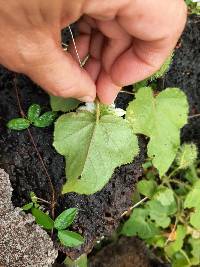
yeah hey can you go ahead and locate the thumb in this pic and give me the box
[23,41,96,102]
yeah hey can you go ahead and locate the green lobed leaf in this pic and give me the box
[54,208,78,230]
[50,96,80,112]
[31,207,54,230]
[22,202,33,211]
[27,104,41,123]
[33,111,57,128]
[121,208,159,239]
[53,111,139,195]
[184,180,200,209]
[137,180,157,198]
[7,118,30,131]
[58,230,84,248]
[176,143,198,170]
[126,87,188,176]
[165,225,187,258]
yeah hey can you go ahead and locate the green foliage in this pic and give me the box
[122,143,200,266]
[165,225,187,257]
[58,230,84,248]
[22,202,33,211]
[53,104,139,194]
[7,104,57,131]
[22,192,84,248]
[28,104,41,122]
[126,87,189,176]
[54,208,78,230]
[50,96,80,112]
[7,118,30,130]
[31,207,54,230]
[176,143,198,170]
[137,180,157,198]
[121,208,159,239]
[185,0,200,15]
[33,111,57,128]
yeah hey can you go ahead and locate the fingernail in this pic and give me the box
[78,96,94,103]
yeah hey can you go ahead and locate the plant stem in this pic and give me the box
[13,75,56,219]
[95,99,100,123]
[168,179,192,190]
[121,197,148,217]
[168,167,180,179]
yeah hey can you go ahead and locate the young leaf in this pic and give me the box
[31,207,54,230]
[184,180,200,209]
[22,202,33,211]
[121,208,159,239]
[54,208,78,230]
[50,96,80,112]
[176,143,198,169]
[7,118,30,130]
[27,104,41,123]
[126,87,188,176]
[30,191,38,204]
[137,180,157,198]
[53,111,139,194]
[58,230,84,247]
[33,111,57,128]
[165,225,187,258]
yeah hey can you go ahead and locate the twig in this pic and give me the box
[121,197,148,217]
[13,75,56,219]
[120,90,135,95]
[188,113,200,119]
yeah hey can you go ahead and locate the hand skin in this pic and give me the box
[0,0,187,104]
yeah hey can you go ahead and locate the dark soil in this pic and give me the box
[0,73,144,261]
[89,237,152,267]
[164,15,200,148]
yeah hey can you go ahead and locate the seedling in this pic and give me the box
[7,104,57,130]
[22,192,84,248]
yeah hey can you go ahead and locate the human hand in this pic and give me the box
[0,0,187,104]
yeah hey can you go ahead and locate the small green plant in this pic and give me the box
[7,104,57,130]
[23,192,84,248]
[121,143,200,267]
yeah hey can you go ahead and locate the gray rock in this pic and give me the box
[0,169,58,267]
